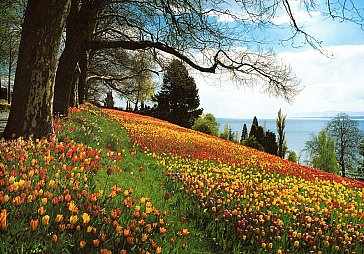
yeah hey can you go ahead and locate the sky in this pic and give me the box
[193,0,364,119]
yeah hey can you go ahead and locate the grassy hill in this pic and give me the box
[1,104,364,253]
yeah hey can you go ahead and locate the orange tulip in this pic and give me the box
[52,234,58,243]
[80,240,86,248]
[30,219,39,231]
[93,239,100,247]
[0,209,7,231]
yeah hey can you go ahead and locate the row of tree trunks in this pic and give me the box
[53,0,105,116]
[3,0,71,139]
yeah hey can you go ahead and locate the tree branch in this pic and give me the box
[88,39,219,73]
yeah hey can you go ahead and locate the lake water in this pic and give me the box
[217,116,364,157]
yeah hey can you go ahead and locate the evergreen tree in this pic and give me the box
[249,116,259,138]
[242,136,264,151]
[240,123,248,143]
[228,127,234,141]
[263,130,278,155]
[249,116,264,145]
[276,108,287,158]
[154,59,202,128]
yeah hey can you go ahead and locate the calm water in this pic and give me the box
[217,116,364,156]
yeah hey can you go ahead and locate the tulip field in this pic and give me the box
[0,105,192,253]
[1,104,364,253]
[103,109,364,254]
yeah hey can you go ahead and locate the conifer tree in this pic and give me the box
[154,59,202,128]
[263,130,278,155]
[249,116,264,145]
[240,123,248,143]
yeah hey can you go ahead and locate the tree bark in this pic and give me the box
[2,0,71,139]
[70,63,80,107]
[53,0,104,116]
[78,50,89,104]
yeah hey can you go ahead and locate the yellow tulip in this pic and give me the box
[70,215,78,225]
[82,213,90,224]
[42,215,50,225]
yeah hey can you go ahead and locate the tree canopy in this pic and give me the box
[153,59,203,128]
[304,129,339,175]
[3,0,364,139]
[192,113,220,137]
[326,113,363,177]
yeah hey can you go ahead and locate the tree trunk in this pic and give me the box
[7,38,12,104]
[53,0,104,116]
[78,50,89,104]
[2,0,71,139]
[70,63,80,107]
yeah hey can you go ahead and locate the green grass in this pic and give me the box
[55,105,221,253]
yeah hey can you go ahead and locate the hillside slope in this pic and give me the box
[104,108,364,254]
[1,105,363,253]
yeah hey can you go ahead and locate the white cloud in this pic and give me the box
[272,2,321,25]
[195,44,364,119]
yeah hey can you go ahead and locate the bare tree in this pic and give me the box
[53,0,304,116]
[3,0,364,138]
[87,48,156,107]
[326,113,364,177]
[0,0,25,103]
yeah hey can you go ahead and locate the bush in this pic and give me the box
[192,113,219,136]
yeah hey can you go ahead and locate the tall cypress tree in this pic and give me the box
[249,116,264,145]
[276,108,287,158]
[240,123,248,143]
[154,59,202,128]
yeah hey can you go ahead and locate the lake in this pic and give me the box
[217,116,364,157]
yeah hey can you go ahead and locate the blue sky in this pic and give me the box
[194,0,364,119]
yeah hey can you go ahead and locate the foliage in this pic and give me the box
[153,59,203,128]
[241,135,264,151]
[240,123,248,143]
[105,108,364,254]
[276,109,287,159]
[219,123,234,141]
[249,116,264,145]
[243,116,277,155]
[192,113,219,137]
[287,151,298,163]
[326,113,364,177]
[88,49,156,110]
[262,130,278,156]
[0,100,10,113]
[304,129,339,175]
